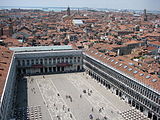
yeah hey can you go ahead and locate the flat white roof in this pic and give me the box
[9,45,73,52]
[72,19,83,25]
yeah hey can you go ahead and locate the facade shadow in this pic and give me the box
[14,75,28,120]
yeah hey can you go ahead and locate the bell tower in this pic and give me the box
[144,9,147,21]
[8,18,13,36]
[67,6,71,16]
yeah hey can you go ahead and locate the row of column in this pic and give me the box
[18,56,82,66]
[85,68,160,120]
[19,65,82,75]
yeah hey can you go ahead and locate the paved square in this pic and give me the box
[15,72,148,120]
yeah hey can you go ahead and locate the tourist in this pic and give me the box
[91,107,94,112]
[89,114,93,119]
[80,94,82,98]
[70,113,72,118]
[104,116,107,120]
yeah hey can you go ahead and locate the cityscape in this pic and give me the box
[0,1,160,120]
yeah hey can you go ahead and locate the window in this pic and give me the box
[40,59,43,64]
[22,60,25,66]
[49,58,52,64]
[57,58,60,63]
[45,59,47,64]
[17,60,20,65]
[69,57,72,63]
[36,59,39,64]
[74,57,76,62]
[31,59,34,65]
[53,58,56,63]
[66,58,68,63]
[27,60,30,65]
[78,57,81,62]
[61,58,64,62]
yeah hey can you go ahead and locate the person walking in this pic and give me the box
[89,114,93,119]
[70,113,72,118]
[80,94,82,98]
[91,107,94,112]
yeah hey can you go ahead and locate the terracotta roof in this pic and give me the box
[0,46,13,96]
[125,40,144,45]
[149,41,160,46]
[85,48,160,92]
[3,38,22,47]
[146,46,158,51]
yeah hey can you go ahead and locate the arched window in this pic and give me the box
[57,58,60,63]
[17,60,20,65]
[40,59,43,64]
[36,59,39,64]
[27,60,30,65]
[45,58,47,64]
[49,58,52,64]
[22,60,25,66]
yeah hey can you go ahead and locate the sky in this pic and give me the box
[0,0,160,10]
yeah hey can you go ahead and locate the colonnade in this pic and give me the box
[85,68,160,120]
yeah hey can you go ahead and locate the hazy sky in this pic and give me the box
[0,0,160,10]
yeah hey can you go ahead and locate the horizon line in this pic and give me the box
[0,5,160,12]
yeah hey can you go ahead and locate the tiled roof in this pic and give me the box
[0,46,13,96]
[85,48,160,92]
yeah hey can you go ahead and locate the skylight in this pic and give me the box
[129,63,134,66]
[124,65,128,68]
[152,79,157,82]
[146,75,151,79]
[128,68,132,71]
[111,59,114,62]
[133,70,138,74]
[139,73,144,76]
[119,64,122,66]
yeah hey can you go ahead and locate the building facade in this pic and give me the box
[15,50,83,75]
[0,45,159,120]
[83,52,160,120]
[0,55,17,120]
[0,45,83,120]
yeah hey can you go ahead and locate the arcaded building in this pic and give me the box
[0,45,159,120]
[83,48,160,120]
[10,45,83,75]
[0,45,83,120]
